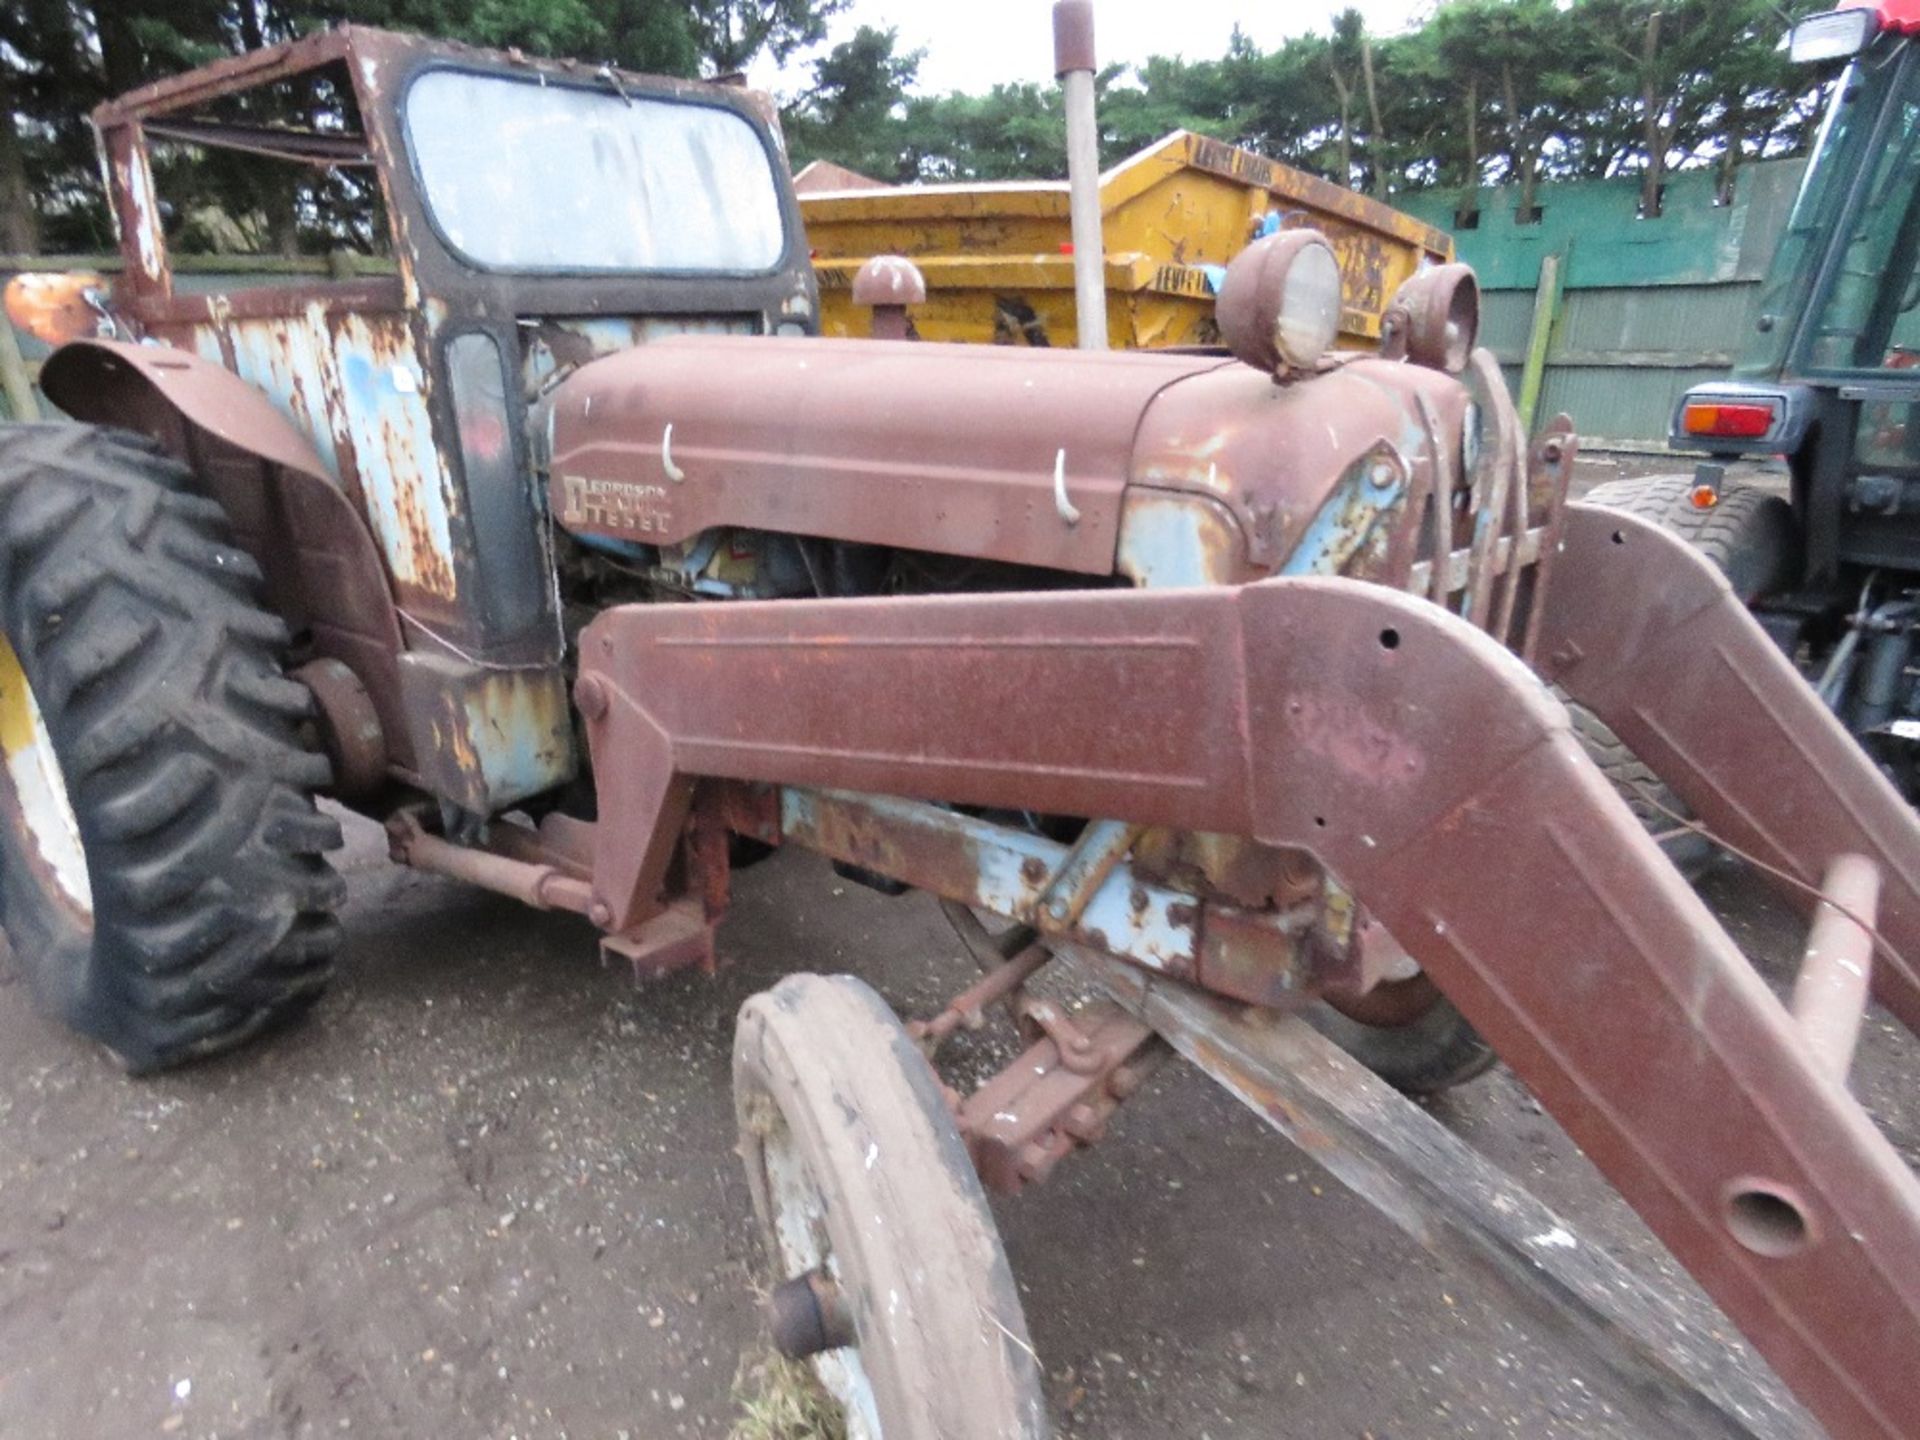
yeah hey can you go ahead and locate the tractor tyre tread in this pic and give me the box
[0,423,343,1072]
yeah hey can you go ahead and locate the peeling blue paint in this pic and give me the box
[1279,454,1407,576]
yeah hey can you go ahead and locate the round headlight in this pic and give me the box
[1217,230,1344,376]
[1379,262,1479,374]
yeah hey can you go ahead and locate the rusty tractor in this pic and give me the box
[2,23,1919,1440]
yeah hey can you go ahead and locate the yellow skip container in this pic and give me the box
[801,130,1452,349]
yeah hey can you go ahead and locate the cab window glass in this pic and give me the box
[1806,73,1920,371]
[404,70,785,274]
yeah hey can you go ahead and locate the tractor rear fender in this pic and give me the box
[575,568,1920,1440]
[39,338,412,769]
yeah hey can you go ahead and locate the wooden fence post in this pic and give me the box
[1516,251,1563,435]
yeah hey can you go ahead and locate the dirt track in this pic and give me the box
[4,803,1914,1439]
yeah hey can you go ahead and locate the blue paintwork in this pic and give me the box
[1279,456,1408,576]
[333,323,460,596]
[778,787,1297,980]
[461,669,574,808]
[1115,492,1247,587]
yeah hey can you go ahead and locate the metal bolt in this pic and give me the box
[575,675,610,720]
[1368,457,1398,489]
[1063,1102,1104,1141]
[767,1270,856,1359]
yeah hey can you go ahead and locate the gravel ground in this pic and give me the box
[0,810,1913,1439]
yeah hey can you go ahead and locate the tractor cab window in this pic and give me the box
[402,69,786,274]
[1801,48,1920,374]
[142,59,393,282]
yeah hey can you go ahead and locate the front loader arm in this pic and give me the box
[577,573,1920,1440]
[1540,501,1920,1033]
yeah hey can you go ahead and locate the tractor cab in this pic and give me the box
[19,26,814,671]
[9,26,815,814]
[1680,2,1920,581]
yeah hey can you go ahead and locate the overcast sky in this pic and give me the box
[751,1,1438,99]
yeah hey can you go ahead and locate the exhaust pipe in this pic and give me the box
[1053,0,1107,350]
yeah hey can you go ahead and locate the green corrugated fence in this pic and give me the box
[1398,159,1806,452]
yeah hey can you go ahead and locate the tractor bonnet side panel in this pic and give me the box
[548,335,1228,575]
[551,335,1475,591]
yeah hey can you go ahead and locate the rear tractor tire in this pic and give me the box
[0,424,344,1072]
[1571,475,1798,875]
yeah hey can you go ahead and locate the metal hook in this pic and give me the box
[661,422,686,482]
[1053,448,1080,526]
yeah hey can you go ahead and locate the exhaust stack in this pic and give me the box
[1053,1,1107,350]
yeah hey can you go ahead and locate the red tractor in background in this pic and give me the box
[1,23,1918,1440]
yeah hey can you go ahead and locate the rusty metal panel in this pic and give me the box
[552,339,1476,588]
[195,311,460,606]
[396,652,574,813]
[1130,355,1470,578]
[1538,504,1920,1037]
[550,335,1224,575]
[777,787,1320,1001]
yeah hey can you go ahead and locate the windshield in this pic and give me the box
[1751,41,1920,377]
[403,69,787,274]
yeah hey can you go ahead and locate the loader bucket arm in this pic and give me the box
[577,573,1920,1440]
[1538,501,1920,1033]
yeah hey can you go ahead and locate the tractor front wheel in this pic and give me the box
[0,425,343,1072]
[734,973,1047,1440]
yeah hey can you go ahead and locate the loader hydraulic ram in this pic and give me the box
[4,30,1918,1435]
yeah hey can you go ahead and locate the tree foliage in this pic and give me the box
[786,0,1833,218]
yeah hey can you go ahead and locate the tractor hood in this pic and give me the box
[546,334,1472,582]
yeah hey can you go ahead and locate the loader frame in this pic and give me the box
[389,498,1920,1440]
